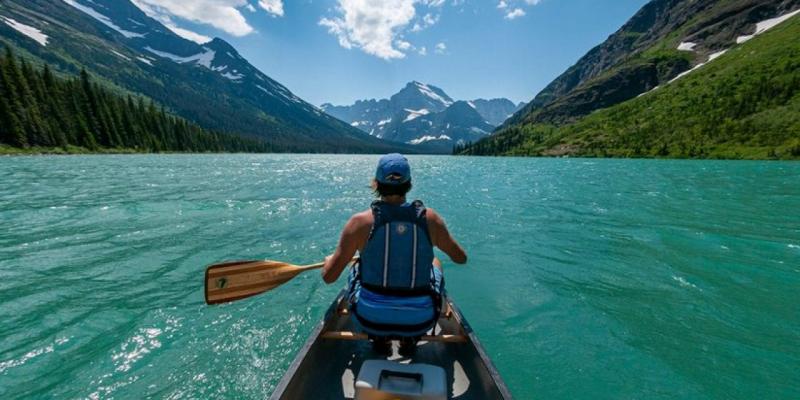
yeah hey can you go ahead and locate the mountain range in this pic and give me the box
[322,82,523,151]
[461,0,800,159]
[0,0,412,153]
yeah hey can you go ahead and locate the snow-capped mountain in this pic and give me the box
[0,0,408,153]
[322,82,523,149]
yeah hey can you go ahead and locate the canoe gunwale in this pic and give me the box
[268,316,327,399]
[447,300,513,399]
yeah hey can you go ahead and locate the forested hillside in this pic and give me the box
[0,0,407,153]
[0,48,269,153]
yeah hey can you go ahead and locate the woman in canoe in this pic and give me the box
[322,153,468,352]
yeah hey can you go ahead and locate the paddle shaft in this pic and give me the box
[204,258,355,305]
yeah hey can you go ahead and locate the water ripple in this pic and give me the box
[0,155,799,399]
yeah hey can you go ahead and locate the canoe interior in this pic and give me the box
[270,291,511,400]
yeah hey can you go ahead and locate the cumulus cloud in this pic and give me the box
[499,0,543,20]
[258,0,284,17]
[396,40,412,50]
[434,42,447,54]
[504,7,526,19]
[320,0,448,60]
[168,24,212,43]
[411,12,440,32]
[131,0,284,39]
[320,0,417,60]
[132,0,253,36]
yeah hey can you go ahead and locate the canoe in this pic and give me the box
[269,289,512,399]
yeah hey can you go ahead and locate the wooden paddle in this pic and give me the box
[204,258,356,305]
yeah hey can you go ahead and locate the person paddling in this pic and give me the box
[322,153,467,352]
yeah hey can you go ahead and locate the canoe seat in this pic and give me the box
[339,302,454,320]
[355,360,446,400]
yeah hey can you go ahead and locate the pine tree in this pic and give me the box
[0,47,268,153]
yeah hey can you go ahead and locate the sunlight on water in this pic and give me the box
[0,155,799,399]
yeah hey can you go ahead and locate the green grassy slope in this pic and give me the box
[462,16,800,160]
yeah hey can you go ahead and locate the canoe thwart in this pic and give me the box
[321,331,468,343]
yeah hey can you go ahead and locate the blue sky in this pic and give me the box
[132,0,649,106]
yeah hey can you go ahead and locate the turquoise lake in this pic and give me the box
[1,154,799,399]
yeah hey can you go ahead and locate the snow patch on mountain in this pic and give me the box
[276,86,302,104]
[255,84,271,95]
[378,118,392,126]
[670,49,728,83]
[2,17,48,46]
[111,49,130,60]
[62,0,144,38]
[221,71,244,81]
[145,47,215,68]
[737,9,800,44]
[136,56,153,66]
[404,108,430,122]
[677,42,697,51]
[413,82,452,107]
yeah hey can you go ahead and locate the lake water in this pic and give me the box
[1,154,798,399]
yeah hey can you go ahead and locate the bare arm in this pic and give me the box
[321,212,371,283]
[427,208,467,264]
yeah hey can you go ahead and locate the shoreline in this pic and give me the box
[2,145,797,160]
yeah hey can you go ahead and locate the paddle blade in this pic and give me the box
[204,260,305,305]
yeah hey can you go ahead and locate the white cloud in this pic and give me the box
[396,40,412,50]
[435,42,446,54]
[411,12,440,32]
[131,0,254,36]
[131,0,284,38]
[320,0,418,60]
[320,0,448,60]
[423,13,439,26]
[504,7,526,19]
[258,0,284,17]
[167,24,212,43]
[418,46,427,56]
[498,0,542,20]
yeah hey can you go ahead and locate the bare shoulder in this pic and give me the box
[352,209,373,224]
[425,207,445,225]
[345,209,373,233]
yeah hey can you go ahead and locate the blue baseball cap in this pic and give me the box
[375,153,411,185]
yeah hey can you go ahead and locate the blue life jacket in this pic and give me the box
[360,200,435,292]
[350,200,441,338]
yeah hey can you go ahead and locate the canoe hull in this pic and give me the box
[269,290,512,399]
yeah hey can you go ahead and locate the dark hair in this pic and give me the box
[373,180,412,197]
